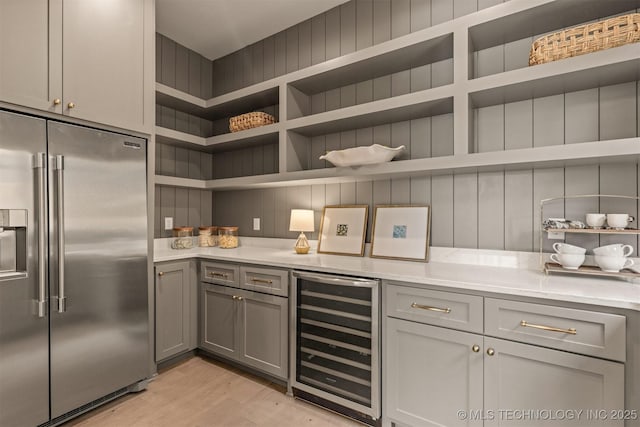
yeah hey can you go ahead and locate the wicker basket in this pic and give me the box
[229,112,275,132]
[529,13,640,66]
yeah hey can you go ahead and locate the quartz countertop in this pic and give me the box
[154,238,640,311]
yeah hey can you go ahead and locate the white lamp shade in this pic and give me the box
[289,209,315,232]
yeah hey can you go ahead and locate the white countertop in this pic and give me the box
[154,238,640,311]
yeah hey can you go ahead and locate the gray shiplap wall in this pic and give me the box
[213,164,640,255]
[209,0,640,250]
[211,0,498,97]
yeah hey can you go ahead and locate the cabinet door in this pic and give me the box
[155,261,190,362]
[0,0,60,112]
[484,337,625,427]
[201,283,238,360]
[62,0,144,131]
[385,317,483,427]
[238,291,288,379]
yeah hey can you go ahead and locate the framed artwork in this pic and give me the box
[317,205,368,256]
[370,205,431,262]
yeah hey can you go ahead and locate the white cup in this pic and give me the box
[550,253,585,270]
[606,214,634,229]
[595,255,634,273]
[552,242,586,255]
[593,244,633,257]
[585,213,606,228]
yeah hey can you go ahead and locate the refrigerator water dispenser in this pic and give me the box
[0,209,27,277]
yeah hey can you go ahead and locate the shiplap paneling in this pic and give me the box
[564,165,599,251]
[478,171,504,250]
[157,2,640,251]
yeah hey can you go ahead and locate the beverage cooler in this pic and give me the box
[290,271,381,426]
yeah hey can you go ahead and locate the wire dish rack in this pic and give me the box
[540,194,640,280]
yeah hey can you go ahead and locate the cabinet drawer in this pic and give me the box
[485,298,626,362]
[240,266,288,297]
[385,283,483,334]
[201,261,239,286]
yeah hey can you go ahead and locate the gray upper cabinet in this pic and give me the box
[0,1,52,112]
[155,261,194,362]
[0,0,151,133]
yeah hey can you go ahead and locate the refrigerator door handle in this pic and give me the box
[55,155,66,313]
[33,153,47,318]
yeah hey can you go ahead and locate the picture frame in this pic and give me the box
[370,205,431,262]
[317,205,369,256]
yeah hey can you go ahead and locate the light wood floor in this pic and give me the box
[63,356,361,427]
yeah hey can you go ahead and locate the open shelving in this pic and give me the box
[154,0,640,191]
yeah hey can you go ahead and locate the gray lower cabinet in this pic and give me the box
[155,260,196,362]
[384,284,626,427]
[386,317,483,427]
[201,282,288,380]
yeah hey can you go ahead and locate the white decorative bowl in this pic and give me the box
[319,144,406,167]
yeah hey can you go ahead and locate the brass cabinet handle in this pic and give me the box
[67,102,75,109]
[411,302,451,314]
[53,98,61,106]
[158,271,164,277]
[472,344,480,353]
[232,295,237,300]
[250,277,273,285]
[232,295,244,301]
[209,271,228,278]
[237,296,244,301]
[520,320,577,335]
[486,348,495,356]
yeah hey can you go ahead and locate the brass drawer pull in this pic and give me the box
[520,320,577,335]
[209,271,229,278]
[232,295,243,301]
[411,302,451,314]
[158,271,164,277]
[250,277,273,285]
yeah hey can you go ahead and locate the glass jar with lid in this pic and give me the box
[218,226,239,249]
[171,226,194,249]
[198,226,218,247]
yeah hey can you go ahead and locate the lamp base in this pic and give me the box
[294,232,311,254]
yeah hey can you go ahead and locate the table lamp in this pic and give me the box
[289,209,314,254]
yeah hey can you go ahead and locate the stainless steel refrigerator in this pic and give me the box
[0,109,149,427]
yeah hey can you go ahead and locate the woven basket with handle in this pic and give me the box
[529,13,640,66]
[229,112,275,132]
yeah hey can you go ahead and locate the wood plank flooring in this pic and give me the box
[63,356,361,427]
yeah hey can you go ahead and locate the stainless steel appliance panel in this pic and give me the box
[0,110,49,427]
[47,122,148,417]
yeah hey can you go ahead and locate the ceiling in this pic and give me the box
[156,0,349,61]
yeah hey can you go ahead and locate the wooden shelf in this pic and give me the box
[155,174,207,189]
[468,0,640,51]
[154,1,640,192]
[468,44,640,107]
[545,227,640,235]
[156,81,279,121]
[287,86,453,137]
[289,33,452,94]
[544,262,639,280]
[155,125,280,152]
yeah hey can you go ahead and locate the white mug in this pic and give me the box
[595,255,634,273]
[552,242,586,255]
[550,253,585,270]
[585,213,606,228]
[593,244,633,258]
[606,214,634,229]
